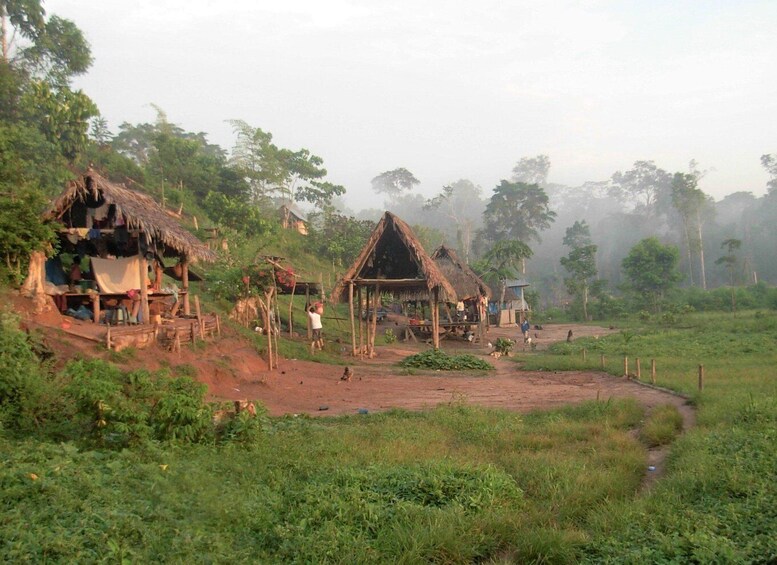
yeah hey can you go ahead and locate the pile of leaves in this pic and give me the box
[399,349,494,371]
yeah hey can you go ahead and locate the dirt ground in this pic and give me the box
[195,320,690,424]
[18,297,689,422]
[18,295,693,485]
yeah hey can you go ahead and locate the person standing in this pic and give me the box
[308,305,324,353]
[520,318,530,343]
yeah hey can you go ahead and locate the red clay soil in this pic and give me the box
[13,292,693,486]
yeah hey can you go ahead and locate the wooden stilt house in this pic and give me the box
[333,212,457,355]
[29,169,216,325]
[431,245,492,342]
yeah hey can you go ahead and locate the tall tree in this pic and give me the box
[761,153,777,194]
[715,238,742,312]
[622,237,682,313]
[671,170,710,289]
[511,154,550,186]
[424,179,483,262]
[560,220,598,320]
[371,167,419,198]
[478,239,533,308]
[481,181,555,273]
[610,160,672,217]
[229,119,344,211]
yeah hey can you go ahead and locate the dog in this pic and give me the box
[490,351,502,359]
[341,366,353,382]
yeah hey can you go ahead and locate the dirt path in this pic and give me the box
[197,321,693,488]
[21,293,692,488]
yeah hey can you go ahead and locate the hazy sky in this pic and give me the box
[48,0,777,209]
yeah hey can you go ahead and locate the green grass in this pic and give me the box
[639,404,683,447]
[1,401,645,563]
[399,349,495,371]
[3,308,777,562]
[516,310,777,562]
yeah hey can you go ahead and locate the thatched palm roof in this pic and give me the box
[334,211,457,303]
[431,245,492,301]
[46,169,216,263]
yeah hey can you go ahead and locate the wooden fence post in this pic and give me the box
[600,354,605,369]
[698,364,704,391]
[582,348,587,362]
[636,357,641,380]
[623,356,629,377]
[651,359,656,384]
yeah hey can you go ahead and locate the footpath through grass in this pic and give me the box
[517,311,777,562]
[2,310,776,562]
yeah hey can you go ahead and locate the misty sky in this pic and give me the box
[48,0,777,209]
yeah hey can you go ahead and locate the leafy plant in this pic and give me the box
[494,337,514,355]
[399,349,494,371]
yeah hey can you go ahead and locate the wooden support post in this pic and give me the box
[370,284,379,357]
[623,356,629,377]
[636,357,641,380]
[138,246,150,325]
[288,281,296,337]
[91,294,100,324]
[106,328,112,350]
[432,288,440,350]
[651,359,656,384]
[582,348,587,362]
[305,286,311,339]
[357,286,364,358]
[348,281,357,356]
[195,295,204,339]
[698,364,704,391]
[181,258,190,316]
[601,354,605,369]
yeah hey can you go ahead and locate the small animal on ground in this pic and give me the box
[341,366,353,382]
[490,351,502,359]
[567,329,573,342]
[534,324,543,330]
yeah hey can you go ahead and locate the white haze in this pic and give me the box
[48,0,777,210]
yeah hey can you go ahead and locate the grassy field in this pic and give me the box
[2,310,776,563]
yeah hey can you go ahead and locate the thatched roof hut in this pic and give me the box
[39,169,216,322]
[46,169,216,263]
[334,211,456,303]
[334,211,456,353]
[431,245,491,302]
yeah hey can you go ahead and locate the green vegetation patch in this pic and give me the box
[399,349,495,371]
[640,404,683,447]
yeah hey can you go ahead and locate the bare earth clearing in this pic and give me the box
[22,297,694,485]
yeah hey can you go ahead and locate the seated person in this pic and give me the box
[69,256,82,290]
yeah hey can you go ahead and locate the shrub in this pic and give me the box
[494,338,514,355]
[151,378,212,443]
[0,311,61,434]
[399,349,494,371]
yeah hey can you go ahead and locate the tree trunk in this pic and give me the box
[696,210,707,290]
[682,220,695,286]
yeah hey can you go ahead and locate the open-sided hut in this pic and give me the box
[29,168,216,325]
[334,211,456,354]
[431,245,491,341]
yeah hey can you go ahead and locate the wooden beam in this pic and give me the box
[432,287,440,350]
[181,258,190,315]
[348,281,356,356]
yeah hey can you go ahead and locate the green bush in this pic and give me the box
[494,337,514,355]
[399,349,494,371]
[0,311,61,434]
